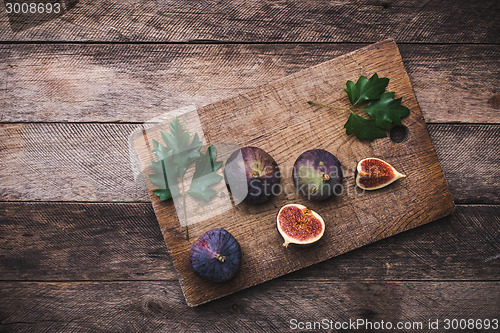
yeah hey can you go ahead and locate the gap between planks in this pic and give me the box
[1,41,500,45]
[1,278,498,285]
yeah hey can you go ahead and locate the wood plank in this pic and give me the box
[1,44,498,123]
[430,124,500,205]
[0,0,498,43]
[0,202,174,281]
[0,123,497,203]
[0,123,148,202]
[0,281,498,331]
[0,203,498,281]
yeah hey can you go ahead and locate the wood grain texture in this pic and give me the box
[0,202,175,281]
[0,281,498,332]
[0,123,148,202]
[0,0,496,325]
[1,43,498,123]
[133,40,454,305]
[0,0,498,43]
[431,124,500,205]
[0,123,497,203]
[0,203,498,281]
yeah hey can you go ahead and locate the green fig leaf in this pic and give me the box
[188,145,223,202]
[149,146,180,199]
[310,73,410,142]
[363,92,410,129]
[148,118,223,240]
[160,117,202,178]
[149,116,202,201]
[344,73,389,105]
[152,189,173,201]
[344,112,387,141]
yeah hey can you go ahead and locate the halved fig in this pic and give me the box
[276,204,325,247]
[355,158,406,190]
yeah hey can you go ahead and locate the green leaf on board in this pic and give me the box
[148,117,224,202]
[188,145,223,202]
[344,112,387,141]
[344,73,389,105]
[160,117,202,178]
[309,73,409,141]
[148,117,223,240]
[363,92,410,129]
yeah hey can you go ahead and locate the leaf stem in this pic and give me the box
[208,145,214,171]
[181,176,189,240]
[307,100,351,111]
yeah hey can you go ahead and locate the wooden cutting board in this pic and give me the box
[131,39,454,306]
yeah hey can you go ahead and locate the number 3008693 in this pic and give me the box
[5,2,61,14]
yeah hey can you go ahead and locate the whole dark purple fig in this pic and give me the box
[224,146,281,204]
[189,228,242,283]
[292,149,343,201]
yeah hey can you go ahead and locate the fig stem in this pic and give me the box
[307,100,350,111]
[215,254,226,262]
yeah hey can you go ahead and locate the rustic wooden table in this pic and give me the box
[0,1,498,331]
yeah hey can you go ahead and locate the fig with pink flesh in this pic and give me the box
[292,149,343,201]
[224,146,281,204]
[189,228,242,283]
[355,158,406,190]
[277,204,325,247]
